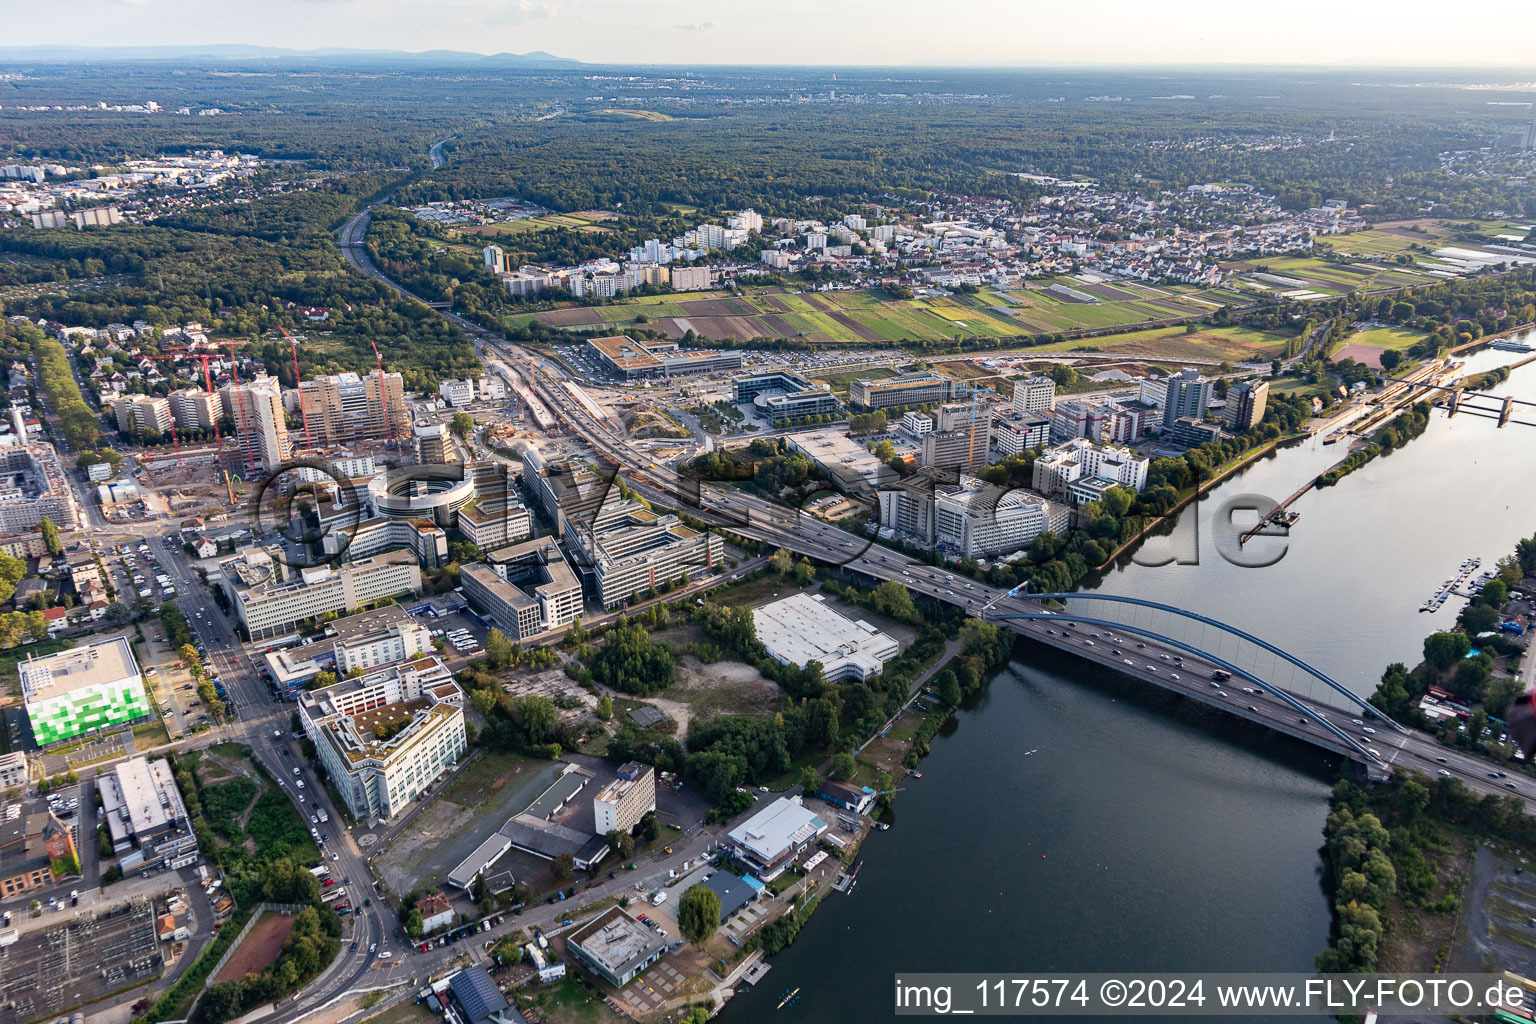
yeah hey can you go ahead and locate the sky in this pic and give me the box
[8,0,1536,67]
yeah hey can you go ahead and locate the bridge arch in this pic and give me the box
[988,610,1385,766]
[1012,592,1404,735]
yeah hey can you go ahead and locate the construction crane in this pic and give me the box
[278,326,314,452]
[369,339,393,444]
[223,468,236,505]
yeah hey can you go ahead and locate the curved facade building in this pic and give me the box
[366,465,478,527]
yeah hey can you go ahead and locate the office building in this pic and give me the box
[754,593,899,684]
[784,430,887,489]
[482,244,505,274]
[1012,376,1056,414]
[521,450,623,538]
[0,751,27,790]
[733,370,840,423]
[567,907,669,987]
[993,412,1051,456]
[593,762,657,836]
[98,756,198,868]
[219,546,422,641]
[439,379,476,407]
[900,411,934,439]
[321,515,449,570]
[1162,368,1214,428]
[878,471,1070,558]
[920,418,991,472]
[0,805,78,897]
[1106,400,1157,444]
[565,500,724,609]
[725,797,828,880]
[112,394,172,436]
[21,637,149,745]
[0,443,79,533]
[264,605,433,691]
[300,658,466,821]
[297,371,409,446]
[1032,437,1150,501]
[849,371,953,411]
[168,388,221,431]
[460,538,583,640]
[224,376,291,471]
[1224,380,1270,431]
[586,335,740,379]
[1050,398,1115,443]
[457,496,533,550]
[1139,377,1169,409]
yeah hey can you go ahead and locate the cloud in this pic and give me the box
[674,20,718,32]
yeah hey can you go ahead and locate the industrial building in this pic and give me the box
[567,907,669,987]
[460,538,583,640]
[98,756,199,870]
[21,637,149,745]
[725,797,829,880]
[753,593,898,683]
[849,371,954,411]
[299,658,466,821]
[0,443,79,533]
[593,762,656,836]
[219,546,423,641]
[565,499,724,609]
[586,335,742,379]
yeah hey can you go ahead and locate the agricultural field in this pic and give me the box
[463,210,617,237]
[1026,324,1295,362]
[1226,254,1430,297]
[505,277,1220,347]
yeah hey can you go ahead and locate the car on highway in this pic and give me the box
[1438,769,1452,777]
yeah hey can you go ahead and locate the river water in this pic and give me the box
[726,338,1536,1023]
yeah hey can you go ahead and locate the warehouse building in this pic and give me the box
[21,637,150,745]
[753,593,898,683]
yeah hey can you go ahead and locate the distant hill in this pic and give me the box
[0,44,580,66]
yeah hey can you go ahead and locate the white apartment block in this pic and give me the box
[1011,376,1056,414]
[593,763,657,835]
[669,266,716,291]
[168,389,220,431]
[113,394,172,435]
[1031,437,1150,501]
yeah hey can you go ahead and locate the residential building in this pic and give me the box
[784,430,887,489]
[1011,375,1056,413]
[112,394,172,435]
[414,422,457,464]
[415,893,454,935]
[449,965,514,1024]
[567,907,669,987]
[0,751,28,790]
[98,757,198,868]
[565,499,724,609]
[1162,368,1214,428]
[670,266,716,291]
[0,444,78,533]
[168,388,221,431]
[219,546,422,641]
[1031,437,1150,501]
[725,797,828,880]
[993,412,1051,456]
[849,371,953,411]
[224,376,291,471]
[1168,416,1225,448]
[1224,379,1270,431]
[703,872,762,922]
[753,593,898,684]
[21,637,149,745]
[593,762,656,836]
[0,805,77,897]
[585,335,741,379]
[460,539,583,640]
[297,371,409,445]
[300,658,466,821]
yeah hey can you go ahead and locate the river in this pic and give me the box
[725,338,1536,1023]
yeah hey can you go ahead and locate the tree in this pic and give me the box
[289,711,301,733]
[606,829,635,859]
[551,853,574,880]
[677,883,721,944]
[799,765,821,792]
[1460,603,1500,636]
[769,547,794,575]
[484,628,513,669]
[633,810,661,843]
[1423,632,1471,672]
[830,752,856,780]
[596,694,614,721]
[450,411,474,439]
[792,559,815,586]
[39,516,61,557]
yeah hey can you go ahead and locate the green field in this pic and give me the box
[1340,324,1429,351]
[1027,324,1294,362]
[505,278,1222,347]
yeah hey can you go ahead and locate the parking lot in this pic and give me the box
[426,611,487,660]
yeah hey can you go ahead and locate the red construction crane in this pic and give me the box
[369,339,392,443]
[278,326,314,452]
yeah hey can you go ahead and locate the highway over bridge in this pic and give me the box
[334,200,1535,809]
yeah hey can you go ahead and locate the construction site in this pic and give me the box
[0,898,163,1024]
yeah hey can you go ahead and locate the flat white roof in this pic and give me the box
[727,797,828,863]
[20,636,140,703]
[752,593,898,682]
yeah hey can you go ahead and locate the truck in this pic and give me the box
[308,865,330,878]
[317,808,329,823]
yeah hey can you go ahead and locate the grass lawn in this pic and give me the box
[1345,324,1429,351]
[515,975,628,1024]
[132,719,171,748]
[1028,324,1292,361]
